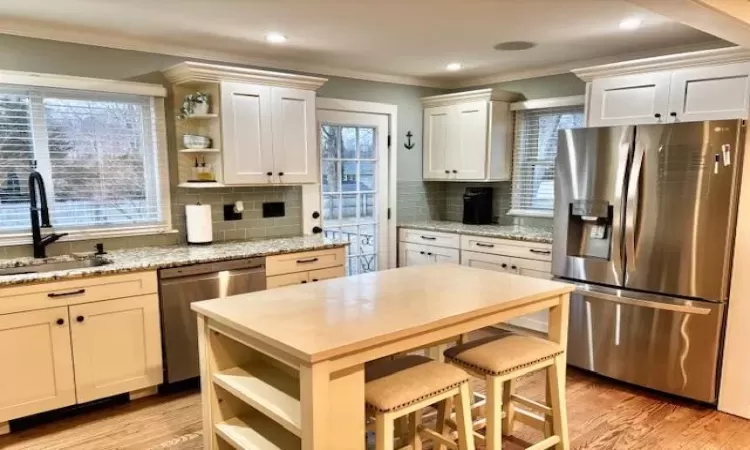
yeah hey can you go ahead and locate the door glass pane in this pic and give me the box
[341,127,357,158]
[320,123,381,275]
[359,128,375,159]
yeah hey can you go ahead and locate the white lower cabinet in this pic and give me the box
[399,242,459,266]
[0,307,76,423]
[0,272,162,427]
[69,295,163,403]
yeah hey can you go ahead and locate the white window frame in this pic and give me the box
[0,69,172,246]
[508,95,585,218]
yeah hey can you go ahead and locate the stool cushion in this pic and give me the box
[365,355,469,413]
[444,331,563,376]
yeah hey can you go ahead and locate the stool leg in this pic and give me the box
[407,409,423,450]
[502,379,515,436]
[395,417,408,445]
[455,383,476,450]
[544,381,553,438]
[435,397,453,450]
[547,354,570,450]
[428,344,447,362]
[376,412,395,450]
[485,376,502,450]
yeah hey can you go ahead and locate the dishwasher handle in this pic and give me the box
[160,257,266,279]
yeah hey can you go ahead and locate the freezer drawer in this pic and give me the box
[566,283,725,403]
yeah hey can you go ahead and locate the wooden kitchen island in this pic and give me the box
[192,264,574,450]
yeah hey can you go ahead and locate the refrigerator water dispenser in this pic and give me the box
[566,199,612,260]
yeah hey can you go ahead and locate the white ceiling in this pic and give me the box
[0,0,728,87]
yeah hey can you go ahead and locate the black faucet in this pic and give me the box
[29,170,67,258]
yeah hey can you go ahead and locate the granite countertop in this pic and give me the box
[399,220,553,244]
[0,236,348,287]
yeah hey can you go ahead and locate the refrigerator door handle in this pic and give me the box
[612,138,631,283]
[573,285,712,315]
[625,141,645,273]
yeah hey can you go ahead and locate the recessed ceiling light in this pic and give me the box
[265,32,288,44]
[446,62,463,71]
[494,41,536,51]
[619,18,643,30]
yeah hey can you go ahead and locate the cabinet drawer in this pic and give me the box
[461,251,512,272]
[0,271,158,316]
[508,256,551,273]
[267,272,309,288]
[309,266,345,282]
[399,228,460,249]
[266,248,346,276]
[460,235,552,261]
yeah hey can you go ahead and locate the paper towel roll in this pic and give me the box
[186,204,213,244]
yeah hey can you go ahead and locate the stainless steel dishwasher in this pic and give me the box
[159,257,266,383]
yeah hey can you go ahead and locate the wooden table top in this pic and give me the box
[191,264,574,363]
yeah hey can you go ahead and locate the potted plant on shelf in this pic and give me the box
[180,92,210,118]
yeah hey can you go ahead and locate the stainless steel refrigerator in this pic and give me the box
[552,120,745,403]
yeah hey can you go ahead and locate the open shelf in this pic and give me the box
[177,182,226,188]
[215,414,300,450]
[179,148,221,154]
[178,113,219,120]
[213,365,301,437]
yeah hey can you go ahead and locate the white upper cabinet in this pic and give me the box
[164,62,326,186]
[575,48,750,127]
[421,89,516,182]
[423,106,452,179]
[270,87,317,183]
[670,62,750,122]
[588,72,671,126]
[221,81,274,184]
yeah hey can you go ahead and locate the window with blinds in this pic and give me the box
[0,86,168,235]
[509,105,585,217]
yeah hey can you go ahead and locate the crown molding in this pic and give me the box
[573,45,749,81]
[0,18,451,89]
[0,68,166,96]
[455,41,728,88]
[510,95,585,111]
[163,61,328,90]
[420,88,519,107]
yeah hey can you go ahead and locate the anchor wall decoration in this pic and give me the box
[404,131,415,150]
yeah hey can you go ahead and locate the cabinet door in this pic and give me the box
[588,73,671,126]
[221,81,274,184]
[450,101,488,180]
[271,87,318,183]
[460,250,512,273]
[423,106,451,179]
[399,242,433,267]
[0,307,76,422]
[669,63,750,122]
[70,295,162,403]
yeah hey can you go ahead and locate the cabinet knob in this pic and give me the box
[427,252,433,256]
[312,279,319,282]
[76,315,84,323]
[278,172,284,177]
[266,171,273,176]
[56,318,65,326]
[444,170,450,174]
[501,263,507,268]
[452,170,458,174]
[301,280,307,284]
[511,265,518,270]
[420,251,425,255]
[670,112,677,117]
[654,113,661,119]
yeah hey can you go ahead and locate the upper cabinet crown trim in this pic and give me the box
[420,88,519,107]
[163,61,328,90]
[573,46,750,82]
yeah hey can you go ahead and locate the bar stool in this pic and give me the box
[365,355,476,450]
[443,331,568,450]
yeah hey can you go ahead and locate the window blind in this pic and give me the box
[0,85,168,234]
[509,105,585,217]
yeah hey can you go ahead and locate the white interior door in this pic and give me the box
[318,110,389,275]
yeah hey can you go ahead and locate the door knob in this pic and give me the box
[312,226,322,234]
[76,315,84,323]
[312,211,320,219]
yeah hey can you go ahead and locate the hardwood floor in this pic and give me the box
[0,368,748,450]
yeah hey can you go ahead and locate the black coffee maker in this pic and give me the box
[463,187,493,224]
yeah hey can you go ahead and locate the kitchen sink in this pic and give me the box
[0,257,112,276]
